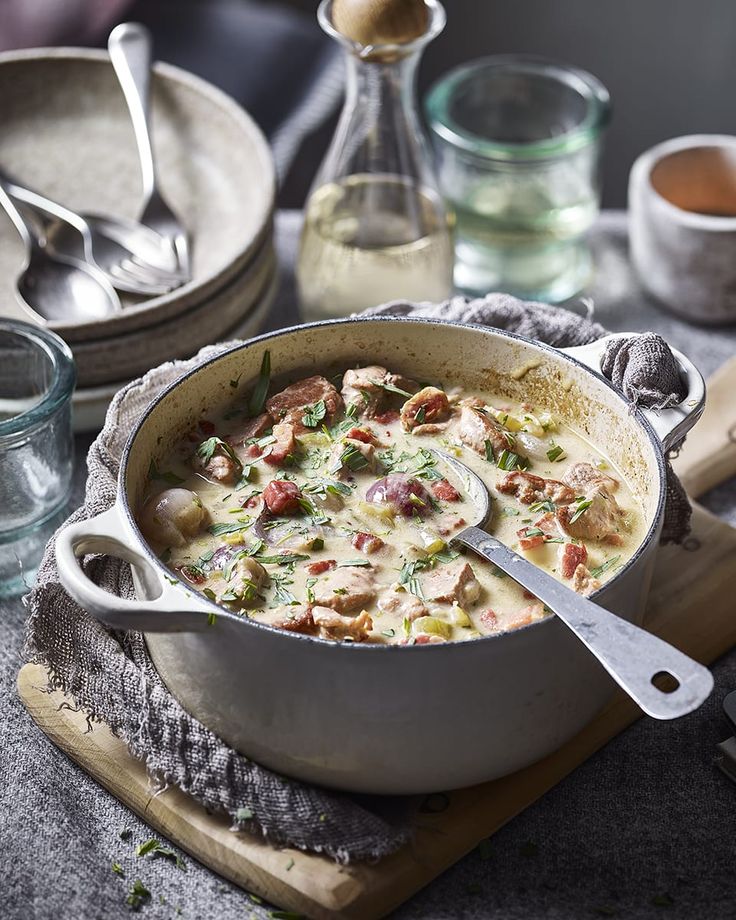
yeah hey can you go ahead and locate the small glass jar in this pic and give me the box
[0,320,76,595]
[426,56,610,303]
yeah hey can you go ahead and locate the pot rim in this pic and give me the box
[121,316,667,651]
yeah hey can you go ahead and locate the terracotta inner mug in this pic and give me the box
[650,146,736,218]
[628,134,736,325]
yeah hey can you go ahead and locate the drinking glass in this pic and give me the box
[0,320,75,595]
[425,56,610,303]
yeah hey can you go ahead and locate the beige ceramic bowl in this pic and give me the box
[0,48,275,341]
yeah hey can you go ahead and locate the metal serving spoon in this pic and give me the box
[109,22,190,276]
[5,179,185,296]
[434,450,714,720]
[0,180,121,324]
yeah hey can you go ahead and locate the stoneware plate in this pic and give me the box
[0,48,275,342]
[72,269,279,434]
[70,236,278,388]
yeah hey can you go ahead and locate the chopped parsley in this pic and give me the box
[528,499,556,514]
[207,519,251,537]
[330,443,369,474]
[196,436,242,472]
[302,399,327,428]
[111,861,124,876]
[337,559,372,567]
[371,379,413,399]
[484,439,495,463]
[135,838,186,870]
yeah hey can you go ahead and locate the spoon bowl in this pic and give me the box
[429,448,714,720]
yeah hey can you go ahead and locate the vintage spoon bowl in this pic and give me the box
[430,448,714,720]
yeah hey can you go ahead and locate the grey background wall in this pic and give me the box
[284,0,736,208]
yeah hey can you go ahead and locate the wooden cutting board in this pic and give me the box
[18,360,736,920]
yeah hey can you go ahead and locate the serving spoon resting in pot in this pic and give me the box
[432,449,713,721]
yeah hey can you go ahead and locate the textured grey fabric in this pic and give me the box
[6,211,736,920]
[365,293,691,543]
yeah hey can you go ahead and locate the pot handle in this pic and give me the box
[560,333,705,452]
[55,505,215,633]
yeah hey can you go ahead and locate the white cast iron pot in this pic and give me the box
[55,319,704,795]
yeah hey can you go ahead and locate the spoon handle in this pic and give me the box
[455,525,713,720]
[108,22,156,204]
[0,177,40,249]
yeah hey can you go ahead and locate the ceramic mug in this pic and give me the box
[629,134,736,324]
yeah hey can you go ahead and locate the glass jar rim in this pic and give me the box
[0,319,76,440]
[317,0,446,59]
[425,55,611,161]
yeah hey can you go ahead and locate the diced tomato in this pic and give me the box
[306,559,337,576]
[431,478,460,502]
[480,609,498,628]
[517,526,546,551]
[352,531,385,554]
[561,542,588,579]
[263,480,302,514]
[176,564,206,586]
[346,427,375,444]
[199,419,216,435]
[373,410,399,425]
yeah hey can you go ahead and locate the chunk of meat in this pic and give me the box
[264,422,297,467]
[423,561,481,606]
[563,462,620,494]
[365,474,432,517]
[507,601,546,630]
[410,422,451,436]
[557,491,625,545]
[270,605,317,635]
[561,542,589,579]
[192,439,242,485]
[263,480,302,514]
[346,427,375,444]
[377,588,428,622]
[266,375,343,432]
[328,437,375,476]
[220,556,267,606]
[306,559,337,576]
[239,413,271,442]
[453,406,519,459]
[572,564,601,596]
[374,409,400,425]
[312,607,373,642]
[341,366,390,417]
[431,478,461,502]
[400,386,451,431]
[138,488,208,548]
[412,634,447,645]
[497,470,575,505]
[352,531,385,554]
[311,566,377,614]
[517,526,545,551]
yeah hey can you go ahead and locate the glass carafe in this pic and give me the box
[297,0,453,320]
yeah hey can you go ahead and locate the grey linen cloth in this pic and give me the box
[25,293,690,863]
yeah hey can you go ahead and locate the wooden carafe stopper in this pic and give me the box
[332,0,429,47]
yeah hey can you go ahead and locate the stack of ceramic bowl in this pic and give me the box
[0,49,277,429]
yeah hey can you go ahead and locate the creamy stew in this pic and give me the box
[137,355,646,644]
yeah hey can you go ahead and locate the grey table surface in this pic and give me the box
[3,210,736,920]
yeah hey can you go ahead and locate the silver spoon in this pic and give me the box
[6,181,184,297]
[433,450,714,720]
[108,22,190,276]
[0,180,121,324]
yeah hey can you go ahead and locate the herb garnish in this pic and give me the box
[196,436,242,473]
[590,555,622,578]
[147,460,185,485]
[207,519,251,537]
[371,379,413,399]
[247,350,271,416]
[496,449,528,471]
[546,443,565,462]
[126,879,151,910]
[414,405,426,424]
[330,443,369,474]
[136,838,187,870]
[528,499,556,514]
[302,399,327,428]
[568,497,593,524]
[337,559,372,567]
[483,439,495,463]
[112,861,124,876]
